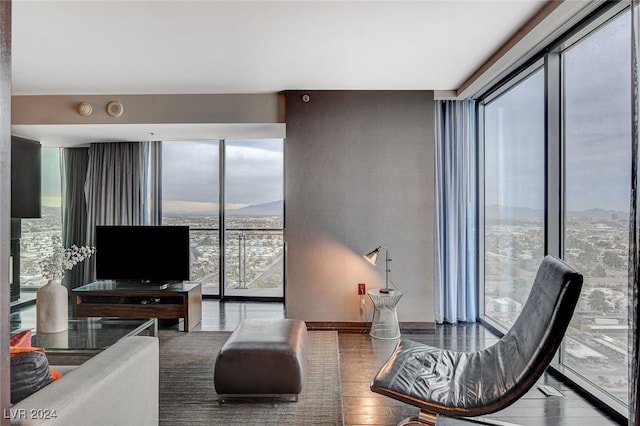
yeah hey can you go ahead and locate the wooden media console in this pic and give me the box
[72,281,202,332]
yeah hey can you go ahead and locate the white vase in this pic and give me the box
[36,279,69,333]
[34,329,69,348]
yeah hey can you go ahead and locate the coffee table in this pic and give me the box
[32,317,157,355]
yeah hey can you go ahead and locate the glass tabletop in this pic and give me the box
[31,317,157,351]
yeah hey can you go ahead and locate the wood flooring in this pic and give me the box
[11,297,623,425]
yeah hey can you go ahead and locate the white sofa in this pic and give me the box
[11,335,159,426]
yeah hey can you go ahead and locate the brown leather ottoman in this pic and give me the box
[213,318,308,401]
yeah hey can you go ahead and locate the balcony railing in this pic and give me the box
[189,227,284,297]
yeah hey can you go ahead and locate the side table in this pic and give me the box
[367,289,403,339]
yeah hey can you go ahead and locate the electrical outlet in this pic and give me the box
[358,283,366,295]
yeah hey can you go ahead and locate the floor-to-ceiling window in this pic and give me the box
[562,9,631,408]
[483,67,545,330]
[162,139,284,300]
[162,140,220,295]
[480,4,630,418]
[224,139,284,299]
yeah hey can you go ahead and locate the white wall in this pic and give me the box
[284,91,435,324]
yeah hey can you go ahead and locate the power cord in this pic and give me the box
[388,278,399,291]
[359,294,371,334]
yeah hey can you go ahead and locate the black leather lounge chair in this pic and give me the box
[370,255,583,426]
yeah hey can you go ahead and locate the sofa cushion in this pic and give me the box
[11,347,62,376]
[10,329,32,347]
[10,350,53,403]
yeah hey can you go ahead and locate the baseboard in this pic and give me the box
[401,322,436,331]
[305,321,435,332]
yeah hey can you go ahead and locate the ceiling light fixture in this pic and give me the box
[77,102,92,116]
[106,101,124,117]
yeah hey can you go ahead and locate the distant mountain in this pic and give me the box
[163,210,216,217]
[163,200,283,217]
[485,205,541,220]
[567,208,627,219]
[40,205,61,217]
[485,205,627,220]
[229,200,283,216]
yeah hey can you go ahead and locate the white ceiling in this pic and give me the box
[11,0,548,143]
[12,0,548,94]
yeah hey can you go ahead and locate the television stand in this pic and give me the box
[72,281,202,332]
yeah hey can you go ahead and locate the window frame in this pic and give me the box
[477,2,631,421]
[160,138,285,303]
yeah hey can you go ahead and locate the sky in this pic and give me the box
[40,148,61,207]
[484,10,631,213]
[161,138,283,213]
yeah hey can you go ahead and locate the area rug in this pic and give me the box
[158,330,344,425]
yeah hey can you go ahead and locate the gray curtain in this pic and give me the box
[61,147,90,289]
[84,142,159,280]
[434,99,478,324]
[145,141,162,225]
[85,142,146,228]
[631,1,640,424]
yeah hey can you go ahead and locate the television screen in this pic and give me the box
[95,225,190,283]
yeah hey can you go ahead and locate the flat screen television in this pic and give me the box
[95,225,190,285]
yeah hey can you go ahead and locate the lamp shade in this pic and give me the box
[363,247,380,265]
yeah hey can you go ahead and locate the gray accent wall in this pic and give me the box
[284,91,435,323]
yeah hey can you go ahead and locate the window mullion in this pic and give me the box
[544,51,562,259]
[219,140,226,300]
